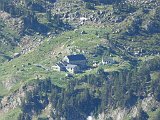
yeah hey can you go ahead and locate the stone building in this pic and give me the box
[53,54,87,74]
[63,54,87,69]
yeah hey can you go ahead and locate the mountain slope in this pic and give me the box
[0,0,160,120]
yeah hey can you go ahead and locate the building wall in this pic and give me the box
[52,65,66,71]
[63,56,70,63]
[69,60,86,67]
[66,66,79,74]
[52,66,61,71]
[67,68,74,74]
[63,56,87,68]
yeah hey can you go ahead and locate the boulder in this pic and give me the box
[13,53,21,58]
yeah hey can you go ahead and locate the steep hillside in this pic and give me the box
[0,0,160,120]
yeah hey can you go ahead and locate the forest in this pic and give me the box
[17,57,160,120]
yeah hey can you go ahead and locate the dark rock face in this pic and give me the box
[144,20,160,33]
[46,0,57,3]
[29,3,46,12]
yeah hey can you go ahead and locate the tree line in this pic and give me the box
[18,57,160,120]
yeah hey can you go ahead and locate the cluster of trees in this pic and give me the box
[113,2,136,14]
[23,10,50,34]
[112,57,160,108]
[125,7,160,35]
[0,0,30,17]
[83,0,124,4]
[18,79,52,120]
[0,0,70,35]
[84,0,127,10]
[0,0,12,11]
[0,0,48,33]
[85,2,95,10]
[126,16,142,35]
[18,57,160,120]
[146,7,160,33]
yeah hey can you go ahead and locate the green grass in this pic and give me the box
[0,108,22,120]
[0,25,109,96]
[0,19,20,56]
[0,82,8,96]
[151,71,160,81]
[0,24,109,96]
[0,15,159,98]
[0,0,160,119]
[138,55,160,62]
[148,108,160,120]
[104,61,131,72]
